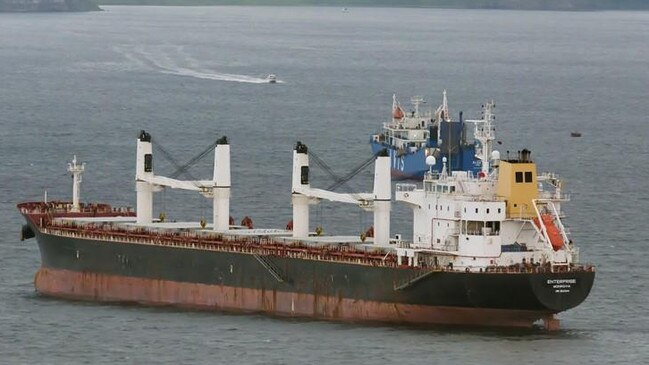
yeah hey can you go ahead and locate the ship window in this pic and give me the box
[450,186,456,193]
[485,221,501,235]
[498,208,501,213]
[486,208,490,214]
[475,208,478,213]
[144,154,153,172]
[525,171,533,183]
[466,221,485,235]
[515,171,523,183]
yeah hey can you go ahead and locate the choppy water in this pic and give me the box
[1,6,648,364]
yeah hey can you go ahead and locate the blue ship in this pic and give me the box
[370,92,482,180]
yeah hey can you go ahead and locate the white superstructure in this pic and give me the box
[370,94,439,156]
[394,102,576,271]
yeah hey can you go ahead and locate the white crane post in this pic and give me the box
[213,136,231,231]
[67,155,85,212]
[292,141,310,238]
[373,149,391,245]
[136,130,154,224]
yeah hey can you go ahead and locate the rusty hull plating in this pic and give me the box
[35,267,557,329]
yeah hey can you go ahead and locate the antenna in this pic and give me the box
[411,96,424,117]
[466,100,496,174]
[441,156,448,178]
[441,90,449,120]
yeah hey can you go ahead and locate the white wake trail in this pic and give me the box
[115,45,280,84]
[158,67,277,84]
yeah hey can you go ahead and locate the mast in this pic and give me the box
[67,155,85,212]
[444,91,451,169]
[466,101,496,175]
[291,142,310,238]
[477,101,496,174]
[411,96,424,117]
[372,150,391,246]
[392,94,397,118]
[212,137,231,231]
[441,90,449,121]
[136,131,154,224]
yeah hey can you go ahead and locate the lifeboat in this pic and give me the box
[393,106,405,119]
[533,214,564,251]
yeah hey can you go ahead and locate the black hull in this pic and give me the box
[30,228,595,322]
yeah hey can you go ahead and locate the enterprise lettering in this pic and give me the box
[546,279,576,285]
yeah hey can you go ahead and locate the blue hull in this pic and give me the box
[370,140,480,180]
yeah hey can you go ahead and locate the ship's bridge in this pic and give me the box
[395,170,499,208]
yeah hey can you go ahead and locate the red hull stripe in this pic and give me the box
[35,268,554,328]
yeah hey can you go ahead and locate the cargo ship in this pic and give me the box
[370,91,481,179]
[18,101,594,330]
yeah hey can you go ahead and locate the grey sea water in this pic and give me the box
[1,6,648,364]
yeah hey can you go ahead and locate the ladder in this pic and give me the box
[253,254,286,283]
[394,269,438,291]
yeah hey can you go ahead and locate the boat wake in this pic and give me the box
[113,45,281,84]
[157,68,276,84]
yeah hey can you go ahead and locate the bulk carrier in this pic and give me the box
[18,101,594,330]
